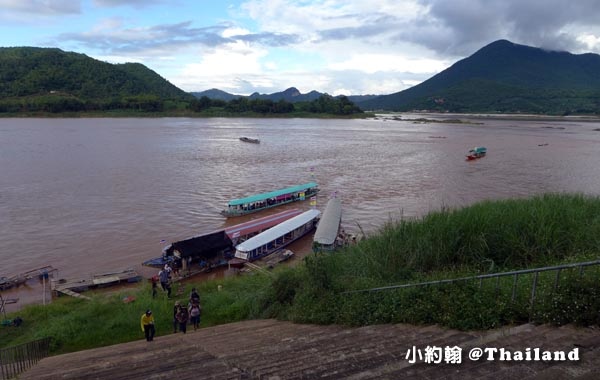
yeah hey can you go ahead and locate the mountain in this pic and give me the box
[192,87,379,104]
[358,40,600,114]
[0,47,192,101]
[192,87,323,102]
[189,88,239,101]
[249,87,323,102]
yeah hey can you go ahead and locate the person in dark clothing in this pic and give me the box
[176,305,189,334]
[151,275,158,298]
[190,287,200,305]
[172,301,180,333]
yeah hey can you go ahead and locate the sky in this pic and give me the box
[1,0,600,96]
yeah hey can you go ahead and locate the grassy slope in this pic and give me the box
[2,193,599,353]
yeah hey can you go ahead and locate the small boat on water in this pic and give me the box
[263,249,295,268]
[221,182,320,217]
[466,146,487,160]
[229,209,321,268]
[240,137,260,144]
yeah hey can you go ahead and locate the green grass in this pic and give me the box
[2,193,599,354]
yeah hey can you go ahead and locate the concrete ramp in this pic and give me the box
[20,319,600,379]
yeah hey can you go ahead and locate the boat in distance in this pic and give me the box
[240,136,260,144]
[229,209,321,267]
[466,146,487,160]
[221,182,320,217]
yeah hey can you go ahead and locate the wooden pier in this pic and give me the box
[51,269,142,299]
[0,266,57,291]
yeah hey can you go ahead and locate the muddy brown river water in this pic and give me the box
[2,114,600,310]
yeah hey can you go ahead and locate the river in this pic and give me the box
[1,114,600,310]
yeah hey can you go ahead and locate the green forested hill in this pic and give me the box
[359,40,600,114]
[0,47,193,112]
[0,46,363,116]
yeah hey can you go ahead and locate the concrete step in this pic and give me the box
[19,319,600,380]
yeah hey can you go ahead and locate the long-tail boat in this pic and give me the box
[221,182,320,217]
[466,146,487,160]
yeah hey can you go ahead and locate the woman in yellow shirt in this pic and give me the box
[140,309,155,341]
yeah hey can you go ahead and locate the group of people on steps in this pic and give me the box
[141,266,203,341]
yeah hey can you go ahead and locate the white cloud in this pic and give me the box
[328,54,450,74]
[577,34,600,51]
[174,42,269,92]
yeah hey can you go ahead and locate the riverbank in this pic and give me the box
[1,193,599,354]
[0,109,374,118]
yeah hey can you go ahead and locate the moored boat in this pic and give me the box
[229,209,321,267]
[466,146,487,160]
[221,182,320,217]
[313,197,343,252]
[143,209,304,272]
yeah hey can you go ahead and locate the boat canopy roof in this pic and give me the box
[227,182,318,207]
[470,146,487,153]
[313,198,342,245]
[165,230,232,259]
[224,209,303,239]
[235,209,321,252]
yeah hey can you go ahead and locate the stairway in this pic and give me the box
[19,319,600,379]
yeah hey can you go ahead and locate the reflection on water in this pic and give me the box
[1,115,600,310]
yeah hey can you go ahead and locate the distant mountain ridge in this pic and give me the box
[359,40,600,114]
[191,87,379,104]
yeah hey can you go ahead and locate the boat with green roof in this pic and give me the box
[221,182,320,217]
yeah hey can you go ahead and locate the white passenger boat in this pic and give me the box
[229,209,321,266]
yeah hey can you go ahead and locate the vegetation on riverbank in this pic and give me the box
[2,193,599,354]
[0,94,367,118]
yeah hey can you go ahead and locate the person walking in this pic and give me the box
[176,303,189,334]
[189,301,201,331]
[151,275,158,298]
[190,287,200,305]
[172,301,180,333]
[158,267,172,298]
[140,309,155,342]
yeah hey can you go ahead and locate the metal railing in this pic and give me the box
[343,259,600,320]
[0,337,51,380]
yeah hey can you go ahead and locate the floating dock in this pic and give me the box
[0,265,57,290]
[51,269,142,299]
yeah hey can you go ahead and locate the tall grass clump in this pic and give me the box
[270,193,600,327]
[331,193,600,287]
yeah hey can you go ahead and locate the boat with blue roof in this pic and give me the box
[466,146,487,160]
[221,182,320,217]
